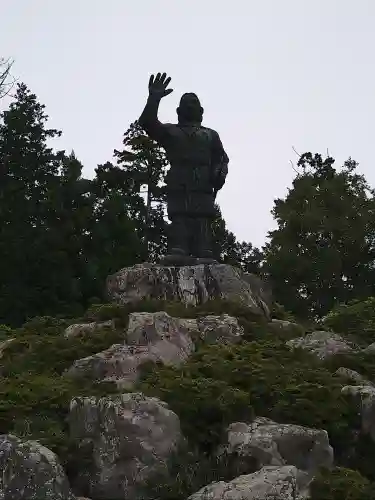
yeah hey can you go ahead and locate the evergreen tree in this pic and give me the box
[212,205,263,273]
[264,152,375,318]
[85,161,144,298]
[0,83,72,324]
[114,121,168,260]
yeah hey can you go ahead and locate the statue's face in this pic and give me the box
[177,93,203,123]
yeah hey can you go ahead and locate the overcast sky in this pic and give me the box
[1,1,374,248]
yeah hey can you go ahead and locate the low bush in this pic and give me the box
[324,297,375,346]
[310,467,375,500]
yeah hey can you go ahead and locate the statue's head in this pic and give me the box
[177,93,203,125]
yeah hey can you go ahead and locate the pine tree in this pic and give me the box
[114,121,168,260]
[264,152,375,318]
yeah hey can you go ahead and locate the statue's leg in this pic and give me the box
[194,217,214,259]
[168,215,189,256]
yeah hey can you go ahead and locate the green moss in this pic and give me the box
[310,467,375,500]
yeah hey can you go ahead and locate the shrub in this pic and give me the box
[0,374,118,464]
[310,467,375,500]
[140,367,253,453]
[324,297,375,346]
[141,339,361,463]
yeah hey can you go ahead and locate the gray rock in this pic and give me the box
[65,311,243,387]
[335,367,373,386]
[188,465,309,500]
[69,392,182,500]
[342,385,375,441]
[64,320,114,339]
[0,434,75,500]
[197,314,244,344]
[219,417,333,476]
[286,330,355,360]
[362,342,375,354]
[0,337,14,359]
[106,263,271,318]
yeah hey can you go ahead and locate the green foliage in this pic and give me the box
[264,152,375,319]
[1,319,126,378]
[324,297,375,346]
[0,373,117,464]
[143,446,256,500]
[141,369,253,452]
[140,338,360,462]
[310,467,375,500]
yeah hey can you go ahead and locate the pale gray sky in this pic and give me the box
[1,0,374,247]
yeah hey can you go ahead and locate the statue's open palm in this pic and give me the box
[148,73,173,99]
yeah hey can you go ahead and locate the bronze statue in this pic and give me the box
[139,73,228,265]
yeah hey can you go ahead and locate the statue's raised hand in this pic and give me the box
[148,73,173,99]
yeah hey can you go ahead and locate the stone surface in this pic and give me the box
[65,311,243,387]
[219,417,333,476]
[68,392,182,500]
[362,342,375,354]
[335,367,373,386]
[197,313,244,344]
[188,465,309,500]
[64,320,114,339]
[106,263,271,318]
[342,384,375,442]
[0,337,15,359]
[0,434,75,500]
[286,330,355,360]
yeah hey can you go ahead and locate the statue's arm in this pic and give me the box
[139,73,173,144]
[211,130,229,193]
[139,95,166,143]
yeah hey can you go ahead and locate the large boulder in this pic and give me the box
[286,331,356,360]
[188,465,309,500]
[65,311,243,388]
[219,417,333,476]
[106,263,271,318]
[342,384,375,442]
[0,434,75,500]
[68,392,183,500]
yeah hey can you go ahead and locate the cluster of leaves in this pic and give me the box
[263,153,375,319]
[324,297,375,346]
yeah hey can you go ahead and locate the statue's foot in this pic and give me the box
[161,248,197,267]
[195,257,218,265]
[194,250,217,265]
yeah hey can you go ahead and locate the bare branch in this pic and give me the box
[291,145,301,158]
[0,58,16,99]
[289,159,298,174]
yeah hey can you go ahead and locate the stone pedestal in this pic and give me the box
[106,263,272,318]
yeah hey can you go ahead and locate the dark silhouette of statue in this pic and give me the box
[139,73,228,265]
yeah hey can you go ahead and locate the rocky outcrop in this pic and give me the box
[68,392,182,500]
[106,263,271,317]
[335,367,373,386]
[0,434,75,500]
[188,465,309,500]
[342,384,375,442]
[65,311,243,388]
[286,330,355,360]
[219,417,333,476]
[64,320,114,339]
